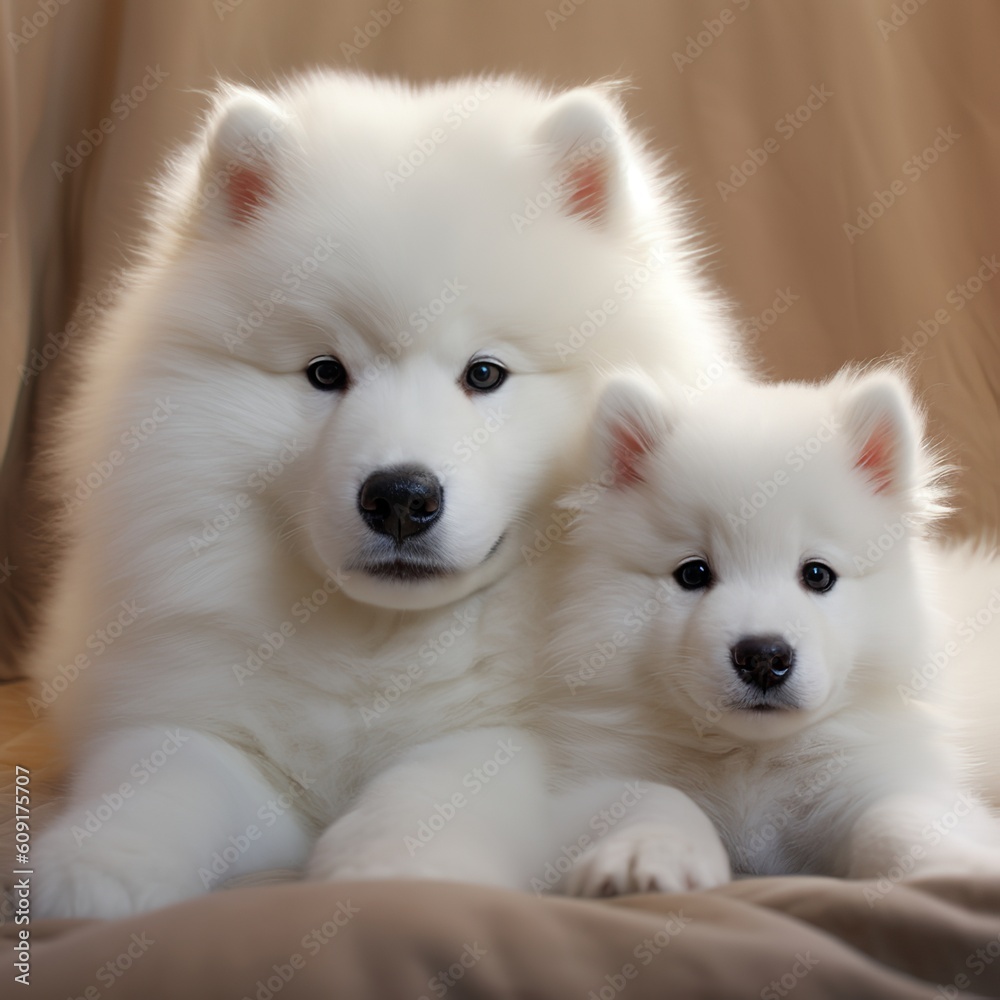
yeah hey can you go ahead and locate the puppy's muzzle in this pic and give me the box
[358,465,444,544]
[731,635,794,692]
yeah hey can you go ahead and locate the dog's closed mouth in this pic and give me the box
[363,560,451,582]
[735,701,797,714]
[354,532,507,584]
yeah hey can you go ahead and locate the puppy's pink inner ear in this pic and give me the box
[564,157,609,222]
[611,425,650,486]
[856,420,896,494]
[227,164,271,224]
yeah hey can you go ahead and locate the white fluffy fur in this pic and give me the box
[540,368,1000,883]
[29,72,739,917]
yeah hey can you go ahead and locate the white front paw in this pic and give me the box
[32,822,194,919]
[564,822,731,897]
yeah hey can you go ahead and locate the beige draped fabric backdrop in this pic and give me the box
[1,0,998,677]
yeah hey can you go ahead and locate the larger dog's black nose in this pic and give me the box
[731,635,794,691]
[358,465,443,543]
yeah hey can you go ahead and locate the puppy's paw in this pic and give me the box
[32,823,194,919]
[563,822,731,897]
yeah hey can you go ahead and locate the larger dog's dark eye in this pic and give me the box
[802,561,836,593]
[464,360,507,393]
[674,559,712,591]
[306,356,348,391]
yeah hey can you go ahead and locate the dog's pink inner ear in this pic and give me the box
[227,164,271,224]
[611,424,651,487]
[856,420,897,494]
[564,157,610,223]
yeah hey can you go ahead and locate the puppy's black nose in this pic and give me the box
[358,465,443,543]
[731,635,794,691]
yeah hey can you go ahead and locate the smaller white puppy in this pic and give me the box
[541,367,1000,886]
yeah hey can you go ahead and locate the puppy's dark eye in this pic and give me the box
[802,561,836,593]
[464,360,506,393]
[674,559,712,591]
[306,356,348,391]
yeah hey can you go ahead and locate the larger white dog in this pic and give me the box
[29,73,738,917]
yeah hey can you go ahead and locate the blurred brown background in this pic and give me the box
[1,0,998,676]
